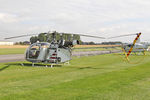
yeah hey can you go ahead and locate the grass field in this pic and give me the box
[0,48,26,55]
[0,45,28,49]
[0,45,27,55]
[0,54,150,100]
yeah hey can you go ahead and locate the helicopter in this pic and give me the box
[108,32,149,55]
[5,31,105,67]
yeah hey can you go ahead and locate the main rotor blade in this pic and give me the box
[4,33,39,39]
[108,33,138,39]
[4,31,106,40]
[62,33,106,39]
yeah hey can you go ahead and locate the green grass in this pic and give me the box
[0,48,26,55]
[0,54,150,100]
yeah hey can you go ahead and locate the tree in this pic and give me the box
[30,36,38,44]
[89,41,95,45]
[38,33,47,42]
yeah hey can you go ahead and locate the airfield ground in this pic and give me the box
[0,45,150,100]
[0,48,26,55]
[0,45,28,48]
[0,53,150,100]
[0,45,27,55]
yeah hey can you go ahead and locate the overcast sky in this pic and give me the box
[0,0,150,43]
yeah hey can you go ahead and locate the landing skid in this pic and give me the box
[20,62,68,68]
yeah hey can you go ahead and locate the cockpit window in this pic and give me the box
[31,46,40,50]
[40,43,49,48]
[41,45,49,48]
[40,43,50,46]
[29,45,40,59]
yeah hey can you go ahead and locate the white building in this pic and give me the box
[0,41,14,45]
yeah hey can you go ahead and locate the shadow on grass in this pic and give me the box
[67,66,115,70]
[78,67,101,69]
[0,65,10,72]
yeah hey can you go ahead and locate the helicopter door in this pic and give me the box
[37,44,48,61]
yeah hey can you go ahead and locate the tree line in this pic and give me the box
[101,41,122,45]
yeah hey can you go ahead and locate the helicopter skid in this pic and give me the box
[20,62,64,68]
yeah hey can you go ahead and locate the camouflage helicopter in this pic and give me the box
[5,31,105,67]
